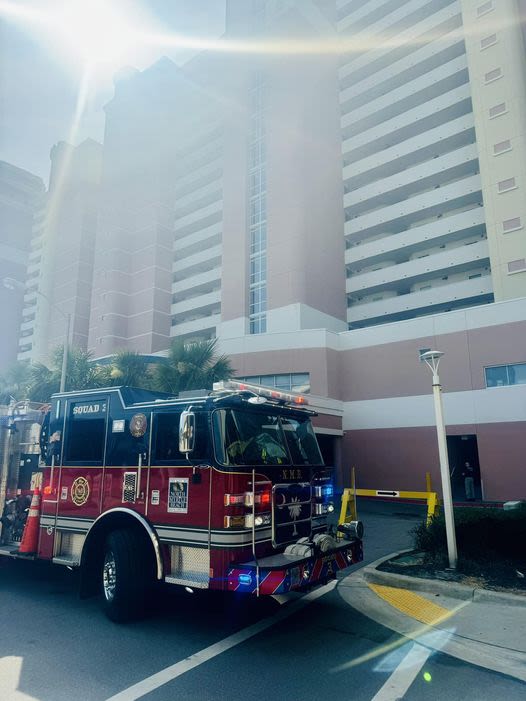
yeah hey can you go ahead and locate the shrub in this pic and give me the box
[412,506,526,574]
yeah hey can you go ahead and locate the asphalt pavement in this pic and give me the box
[0,500,524,701]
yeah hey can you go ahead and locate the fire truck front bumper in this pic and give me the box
[227,538,363,595]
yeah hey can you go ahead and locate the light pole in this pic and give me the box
[3,277,71,393]
[420,350,458,569]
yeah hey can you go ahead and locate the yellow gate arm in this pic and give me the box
[339,484,440,527]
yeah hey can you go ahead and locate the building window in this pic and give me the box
[485,363,526,387]
[493,139,512,155]
[507,259,526,274]
[484,67,502,83]
[468,273,482,279]
[239,373,310,394]
[497,177,517,193]
[248,72,267,335]
[489,102,507,118]
[477,1,493,16]
[502,217,522,233]
[480,33,497,50]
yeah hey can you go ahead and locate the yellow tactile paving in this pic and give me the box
[368,583,453,626]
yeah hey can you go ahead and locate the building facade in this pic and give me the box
[0,161,44,371]
[17,0,526,498]
[18,139,102,364]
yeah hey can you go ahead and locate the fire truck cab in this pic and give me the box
[1,381,363,622]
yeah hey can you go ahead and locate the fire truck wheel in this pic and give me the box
[101,528,153,623]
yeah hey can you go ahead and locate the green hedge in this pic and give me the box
[412,506,526,580]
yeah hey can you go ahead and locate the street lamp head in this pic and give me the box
[420,350,445,376]
[3,277,24,292]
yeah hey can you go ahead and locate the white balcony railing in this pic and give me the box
[339,2,461,81]
[346,239,489,294]
[347,276,493,323]
[172,267,221,295]
[345,143,478,210]
[345,207,486,266]
[343,113,475,181]
[171,289,221,317]
[345,174,482,238]
[173,244,222,273]
[171,313,221,338]
[342,83,471,155]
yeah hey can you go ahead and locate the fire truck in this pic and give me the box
[0,380,363,622]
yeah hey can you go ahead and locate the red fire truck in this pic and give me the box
[0,380,363,621]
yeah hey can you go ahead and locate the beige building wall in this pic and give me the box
[461,0,526,299]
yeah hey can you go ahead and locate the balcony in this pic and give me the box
[342,82,471,157]
[337,0,395,32]
[340,31,463,106]
[339,2,460,82]
[341,53,468,129]
[172,267,221,295]
[175,221,222,257]
[346,239,489,294]
[173,200,222,239]
[20,319,36,332]
[347,276,494,324]
[174,158,222,196]
[173,244,222,274]
[345,144,479,212]
[345,207,486,267]
[175,179,223,213]
[343,113,475,183]
[171,289,221,317]
[345,174,482,240]
[171,313,221,339]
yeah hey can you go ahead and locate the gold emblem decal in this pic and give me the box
[71,477,90,506]
[130,413,147,438]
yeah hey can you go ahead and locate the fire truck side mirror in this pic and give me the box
[179,410,195,456]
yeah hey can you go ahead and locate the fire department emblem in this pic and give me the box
[130,413,147,438]
[71,477,90,506]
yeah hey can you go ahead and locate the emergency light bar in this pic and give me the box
[213,379,309,406]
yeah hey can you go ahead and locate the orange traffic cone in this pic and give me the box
[19,488,41,554]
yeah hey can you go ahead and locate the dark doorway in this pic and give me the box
[446,434,482,500]
[316,434,335,467]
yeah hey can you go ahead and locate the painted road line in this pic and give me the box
[368,584,453,626]
[104,579,338,701]
[371,643,432,701]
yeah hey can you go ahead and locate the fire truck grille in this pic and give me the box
[272,482,312,547]
[122,472,137,503]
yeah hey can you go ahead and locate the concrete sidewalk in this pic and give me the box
[338,552,526,683]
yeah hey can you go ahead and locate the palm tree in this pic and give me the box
[107,351,155,390]
[154,339,233,395]
[28,347,110,402]
[0,361,32,404]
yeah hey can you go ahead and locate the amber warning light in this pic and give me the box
[213,380,309,406]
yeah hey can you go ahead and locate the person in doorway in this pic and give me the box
[462,461,475,500]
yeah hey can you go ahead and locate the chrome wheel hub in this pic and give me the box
[103,551,117,602]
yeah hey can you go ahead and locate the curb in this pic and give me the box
[362,551,526,607]
[338,557,526,683]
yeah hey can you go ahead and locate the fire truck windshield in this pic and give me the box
[213,409,324,467]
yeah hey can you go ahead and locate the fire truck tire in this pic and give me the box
[101,528,154,623]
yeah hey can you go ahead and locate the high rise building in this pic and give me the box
[18,139,102,364]
[19,0,526,499]
[0,161,44,371]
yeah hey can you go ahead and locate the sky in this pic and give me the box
[0,0,226,184]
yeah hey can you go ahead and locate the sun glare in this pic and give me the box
[0,0,161,79]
